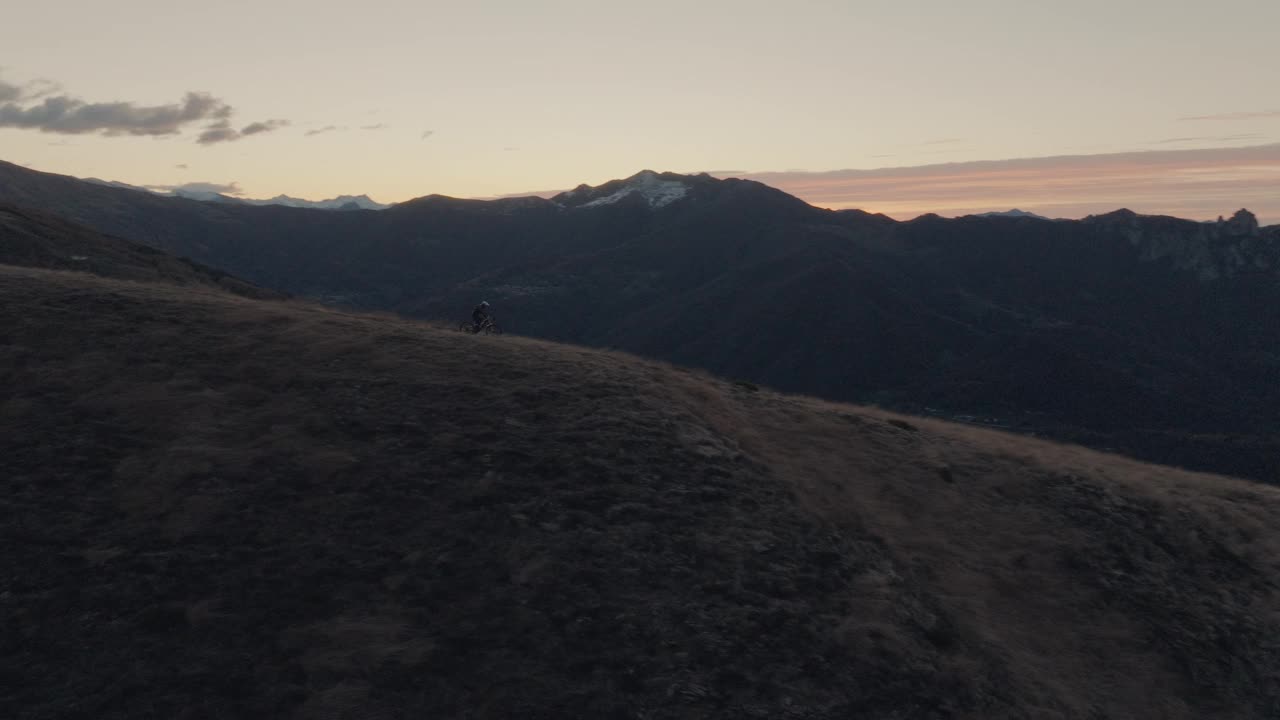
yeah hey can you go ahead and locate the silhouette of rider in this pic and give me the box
[471,301,491,333]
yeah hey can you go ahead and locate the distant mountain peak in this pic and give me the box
[76,177,389,211]
[243,193,389,211]
[553,170,695,210]
[973,208,1051,221]
[1217,208,1260,237]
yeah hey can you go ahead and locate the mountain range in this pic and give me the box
[84,177,390,210]
[1,160,1277,481]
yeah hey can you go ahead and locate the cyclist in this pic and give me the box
[471,301,492,333]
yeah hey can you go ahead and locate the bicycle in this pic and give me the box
[458,316,501,335]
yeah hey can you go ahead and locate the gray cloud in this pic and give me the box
[305,125,344,137]
[0,80,21,102]
[196,121,238,145]
[921,138,964,145]
[421,129,435,140]
[147,181,242,195]
[197,118,289,145]
[1,90,234,137]
[0,77,60,103]
[241,119,289,136]
[21,79,61,101]
[361,123,387,131]
[0,71,288,145]
[175,163,188,169]
[1181,111,1280,121]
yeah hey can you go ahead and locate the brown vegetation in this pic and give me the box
[2,264,1278,719]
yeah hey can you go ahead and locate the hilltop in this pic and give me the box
[3,263,1278,719]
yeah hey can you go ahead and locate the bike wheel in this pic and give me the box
[458,322,474,333]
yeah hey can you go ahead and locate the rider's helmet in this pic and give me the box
[480,301,490,308]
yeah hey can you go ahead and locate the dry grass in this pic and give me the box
[2,264,1278,719]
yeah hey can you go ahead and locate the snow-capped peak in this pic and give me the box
[556,170,691,210]
[583,170,689,208]
[247,194,390,211]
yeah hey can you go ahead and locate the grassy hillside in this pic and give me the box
[2,264,1278,719]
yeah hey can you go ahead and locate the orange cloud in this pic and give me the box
[726,144,1280,224]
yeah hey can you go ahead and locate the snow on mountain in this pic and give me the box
[973,209,1052,220]
[83,177,388,210]
[246,194,390,211]
[557,170,691,210]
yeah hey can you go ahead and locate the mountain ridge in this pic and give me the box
[1,158,1277,480]
[84,174,390,210]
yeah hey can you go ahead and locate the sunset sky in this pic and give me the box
[3,0,1278,221]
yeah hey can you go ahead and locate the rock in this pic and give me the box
[1223,209,1260,237]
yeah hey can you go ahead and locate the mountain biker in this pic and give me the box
[471,301,492,333]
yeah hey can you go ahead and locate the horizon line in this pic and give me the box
[5,142,1279,224]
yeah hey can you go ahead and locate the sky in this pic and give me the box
[2,0,1278,221]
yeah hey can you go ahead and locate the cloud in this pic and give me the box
[241,119,289,136]
[0,71,287,145]
[0,80,22,103]
[1180,111,1280,121]
[196,120,238,145]
[421,129,435,140]
[175,163,188,169]
[921,138,964,145]
[20,79,61,101]
[147,181,242,195]
[197,118,289,145]
[1,90,234,137]
[718,143,1280,224]
[303,122,384,135]
[1153,134,1264,144]
[0,77,60,102]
